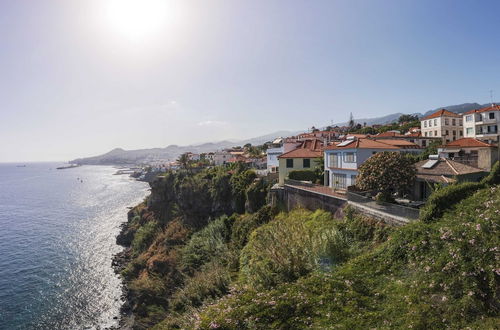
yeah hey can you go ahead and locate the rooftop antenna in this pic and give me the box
[490,89,494,105]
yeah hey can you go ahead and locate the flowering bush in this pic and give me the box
[356,151,416,196]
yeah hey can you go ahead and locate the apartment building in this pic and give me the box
[463,104,500,143]
[420,109,463,143]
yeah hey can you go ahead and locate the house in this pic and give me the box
[463,104,500,143]
[323,138,421,190]
[205,152,215,164]
[214,150,231,165]
[412,156,487,201]
[437,138,499,171]
[266,137,302,173]
[277,139,323,185]
[375,130,440,148]
[420,109,463,142]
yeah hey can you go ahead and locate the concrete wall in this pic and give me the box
[281,184,347,218]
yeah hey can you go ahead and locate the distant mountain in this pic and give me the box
[71,130,299,165]
[333,102,497,127]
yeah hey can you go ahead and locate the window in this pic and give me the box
[424,132,428,137]
[428,131,432,137]
[452,130,456,136]
[466,115,472,122]
[434,119,437,126]
[422,140,427,147]
[424,121,427,128]
[459,120,462,126]
[429,120,432,127]
[466,127,473,135]
[329,153,339,168]
[332,173,347,189]
[445,130,449,135]
[489,112,495,119]
[286,159,293,168]
[303,158,310,168]
[435,130,438,136]
[445,118,449,125]
[452,119,456,126]
[459,130,463,136]
[344,152,355,163]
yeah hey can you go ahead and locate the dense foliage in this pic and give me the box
[356,151,416,196]
[119,163,499,329]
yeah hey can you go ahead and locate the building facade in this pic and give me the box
[420,109,463,143]
[324,138,421,190]
[277,139,323,185]
[463,104,500,143]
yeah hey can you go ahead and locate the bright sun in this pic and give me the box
[103,0,173,42]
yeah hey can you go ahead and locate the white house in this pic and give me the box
[463,104,500,143]
[214,151,231,165]
[420,109,463,143]
[323,138,421,190]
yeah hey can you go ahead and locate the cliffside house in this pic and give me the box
[412,156,487,201]
[420,109,463,143]
[437,138,499,171]
[266,137,303,173]
[323,138,421,190]
[277,138,323,185]
[463,104,500,143]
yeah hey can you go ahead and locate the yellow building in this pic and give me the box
[278,139,323,185]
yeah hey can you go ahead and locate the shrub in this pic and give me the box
[239,209,350,288]
[245,179,269,213]
[481,161,500,186]
[419,181,484,223]
[288,169,318,182]
[180,215,234,273]
[230,206,275,250]
[356,151,416,195]
[131,221,159,256]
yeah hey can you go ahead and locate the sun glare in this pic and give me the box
[103,0,174,42]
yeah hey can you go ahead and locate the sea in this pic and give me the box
[0,163,150,329]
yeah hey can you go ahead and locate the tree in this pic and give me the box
[177,153,191,170]
[348,113,355,131]
[398,114,419,123]
[356,152,416,199]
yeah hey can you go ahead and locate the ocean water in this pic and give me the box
[0,163,149,329]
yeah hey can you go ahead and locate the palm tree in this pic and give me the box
[178,153,190,170]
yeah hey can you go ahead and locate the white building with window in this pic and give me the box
[463,104,500,143]
[323,138,421,190]
[420,109,463,143]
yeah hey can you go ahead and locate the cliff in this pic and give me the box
[115,163,500,329]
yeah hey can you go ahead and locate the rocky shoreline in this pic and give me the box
[111,209,139,330]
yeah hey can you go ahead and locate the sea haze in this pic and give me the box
[0,163,149,329]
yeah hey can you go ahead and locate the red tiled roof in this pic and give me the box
[324,138,400,150]
[464,104,500,115]
[376,131,404,138]
[422,109,461,120]
[441,138,494,148]
[279,139,323,159]
[373,139,421,148]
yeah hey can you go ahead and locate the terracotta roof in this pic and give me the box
[324,138,400,150]
[415,158,485,178]
[441,138,494,148]
[376,131,404,138]
[372,139,421,148]
[422,109,461,120]
[464,104,500,115]
[279,139,323,159]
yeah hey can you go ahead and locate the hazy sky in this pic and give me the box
[1,0,499,161]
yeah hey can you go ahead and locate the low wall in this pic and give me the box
[281,184,347,218]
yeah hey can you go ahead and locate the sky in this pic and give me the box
[0,0,499,162]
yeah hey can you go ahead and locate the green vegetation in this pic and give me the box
[288,170,317,182]
[356,151,416,198]
[195,184,499,329]
[119,162,499,329]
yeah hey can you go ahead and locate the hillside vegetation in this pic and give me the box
[118,164,500,329]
